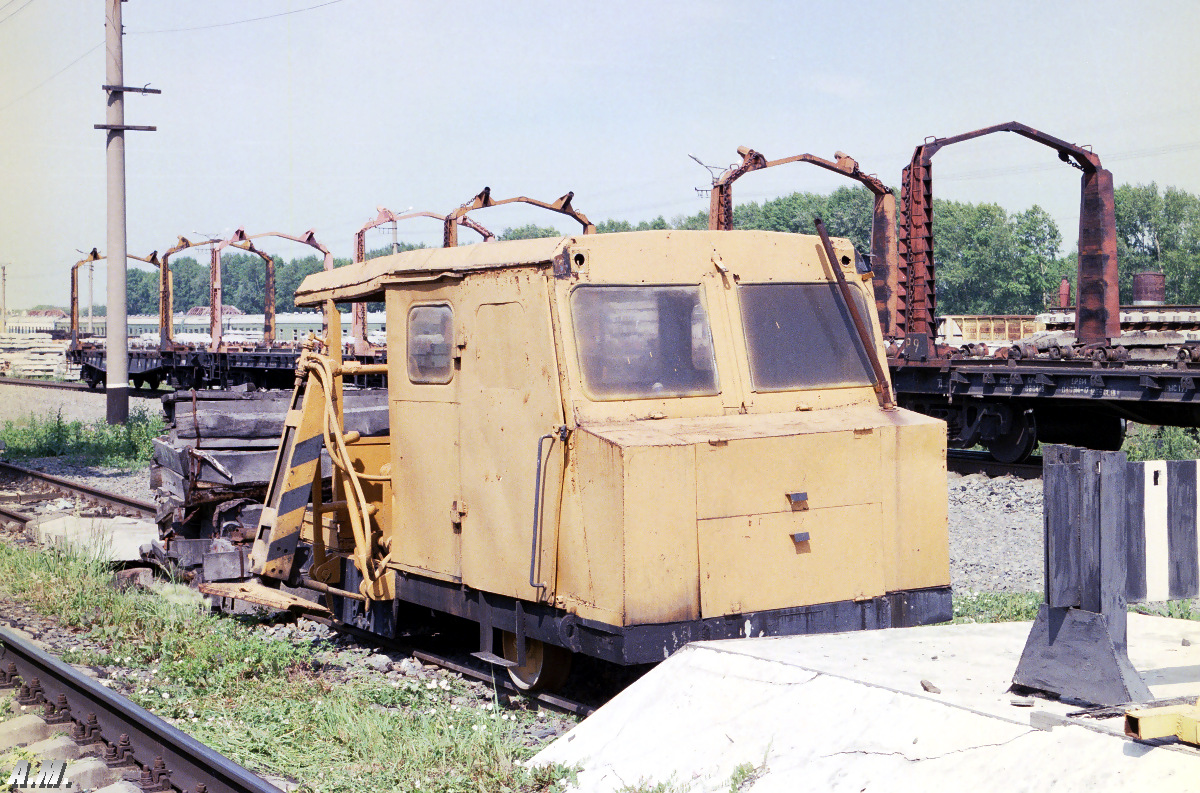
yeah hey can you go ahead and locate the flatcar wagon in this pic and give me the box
[207,227,952,692]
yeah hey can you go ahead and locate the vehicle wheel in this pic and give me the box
[501,632,572,693]
[145,374,161,390]
[985,409,1037,464]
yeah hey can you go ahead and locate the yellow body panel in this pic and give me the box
[698,504,884,616]
[293,229,949,632]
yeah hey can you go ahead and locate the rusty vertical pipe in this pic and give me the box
[871,191,900,338]
[210,248,222,352]
[69,262,81,349]
[351,229,369,354]
[159,254,172,347]
[1058,277,1071,309]
[1075,168,1121,344]
[263,254,276,344]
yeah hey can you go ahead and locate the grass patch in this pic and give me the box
[1122,424,1200,462]
[0,542,575,792]
[1131,599,1200,621]
[953,591,1043,623]
[0,406,163,468]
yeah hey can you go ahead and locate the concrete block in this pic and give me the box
[65,756,124,791]
[0,714,55,750]
[24,733,83,763]
[29,515,159,562]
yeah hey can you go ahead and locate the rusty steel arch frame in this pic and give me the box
[209,228,334,352]
[350,207,496,353]
[158,235,222,347]
[896,121,1119,354]
[706,146,901,337]
[442,187,595,247]
[69,248,163,348]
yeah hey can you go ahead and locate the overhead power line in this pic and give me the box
[0,0,37,27]
[0,41,100,112]
[127,0,347,35]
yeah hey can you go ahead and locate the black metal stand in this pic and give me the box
[1011,445,1151,706]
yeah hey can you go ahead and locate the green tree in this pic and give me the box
[1114,183,1200,303]
[499,224,561,241]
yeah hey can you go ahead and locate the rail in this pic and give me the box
[946,449,1043,480]
[0,376,167,398]
[0,461,157,521]
[0,626,282,793]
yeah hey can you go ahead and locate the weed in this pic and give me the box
[0,541,576,793]
[0,406,163,468]
[1122,424,1200,462]
[1131,599,1200,621]
[727,760,764,792]
[615,777,688,793]
[953,591,1043,623]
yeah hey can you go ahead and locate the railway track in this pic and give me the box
[0,627,281,793]
[0,375,167,399]
[0,462,156,529]
[946,449,1044,479]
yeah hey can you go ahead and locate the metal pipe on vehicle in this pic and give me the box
[299,575,367,603]
[814,217,896,410]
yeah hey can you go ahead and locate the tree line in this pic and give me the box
[110,182,1199,318]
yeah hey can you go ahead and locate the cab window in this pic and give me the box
[407,304,453,384]
[571,285,718,400]
[739,282,874,391]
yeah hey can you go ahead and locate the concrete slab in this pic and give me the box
[28,515,158,562]
[0,714,56,750]
[64,756,124,791]
[23,734,82,763]
[536,614,1200,792]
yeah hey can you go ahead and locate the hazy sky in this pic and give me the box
[1,0,1198,309]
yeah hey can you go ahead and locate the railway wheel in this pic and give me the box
[501,632,572,693]
[985,409,1037,464]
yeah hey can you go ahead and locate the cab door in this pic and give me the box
[457,272,566,603]
[387,288,462,583]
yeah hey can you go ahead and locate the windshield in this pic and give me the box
[571,285,719,400]
[739,282,875,391]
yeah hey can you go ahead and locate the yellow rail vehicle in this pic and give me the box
[239,229,951,691]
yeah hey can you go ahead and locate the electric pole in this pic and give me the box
[87,261,94,334]
[0,264,7,333]
[96,0,157,423]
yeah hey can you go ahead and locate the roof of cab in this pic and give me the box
[292,229,854,306]
[294,235,570,306]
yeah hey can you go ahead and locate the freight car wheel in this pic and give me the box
[501,632,572,693]
[984,410,1037,464]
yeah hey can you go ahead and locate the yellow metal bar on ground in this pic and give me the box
[1125,699,1200,745]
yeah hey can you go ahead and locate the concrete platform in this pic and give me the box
[28,515,158,562]
[535,614,1200,792]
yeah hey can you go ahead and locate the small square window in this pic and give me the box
[408,304,454,384]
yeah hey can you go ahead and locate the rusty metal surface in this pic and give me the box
[704,147,901,337]
[1132,271,1167,305]
[199,580,332,616]
[209,228,334,351]
[442,187,595,247]
[69,248,162,349]
[350,206,496,353]
[896,121,1119,351]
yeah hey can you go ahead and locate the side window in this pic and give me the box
[408,304,454,384]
